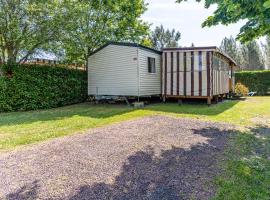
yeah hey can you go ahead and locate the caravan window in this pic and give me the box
[148,57,156,73]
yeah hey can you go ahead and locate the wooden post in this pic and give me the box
[214,96,219,104]
[220,94,224,102]
[162,95,166,103]
[207,97,211,106]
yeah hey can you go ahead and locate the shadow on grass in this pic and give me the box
[0,99,240,127]
[250,125,270,136]
[4,125,235,200]
[0,103,134,126]
[214,125,270,200]
[146,99,240,117]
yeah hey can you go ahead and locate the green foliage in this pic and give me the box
[140,37,153,48]
[235,71,270,95]
[0,0,66,63]
[220,36,266,70]
[262,36,270,68]
[176,0,270,42]
[240,41,265,70]
[220,36,242,65]
[0,0,148,64]
[60,0,149,64]
[150,25,181,50]
[0,64,87,112]
[235,83,249,96]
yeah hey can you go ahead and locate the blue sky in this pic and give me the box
[142,0,246,47]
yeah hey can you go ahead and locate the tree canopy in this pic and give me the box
[220,36,266,70]
[0,0,66,64]
[240,41,265,70]
[0,0,148,65]
[149,25,181,50]
[176,0,270,43]
[60,0,148,64]
[220,36,241,65]
[262,36,270,68]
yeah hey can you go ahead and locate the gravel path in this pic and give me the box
[0,116,234,200]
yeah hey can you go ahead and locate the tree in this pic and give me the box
[219,36,267,70]
[240,41,265,70]
[150,25,181,50]
[176,0,270,43]
[141,37,153,48]
[220,36,241,65]
[60,0,149,64]
[262,36,270,69]
[0,0,149,66]
[0,0,66,64]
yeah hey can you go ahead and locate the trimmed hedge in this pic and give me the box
[0,64,87,112]
[235,70,270,96]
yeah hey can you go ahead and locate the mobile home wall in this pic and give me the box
[162,49,234,99]
[88,43,162,97]
[138,49,161,96]
[162,50,213,98]
[88,45,138,96]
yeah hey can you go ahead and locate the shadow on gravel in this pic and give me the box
[4,126,236,200]
[6,180,39,200]
[67,127,233,200]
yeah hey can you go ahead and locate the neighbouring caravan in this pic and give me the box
[162,47,237,104]
[88,42,162,97]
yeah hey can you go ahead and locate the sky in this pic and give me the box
[142,0,246,47]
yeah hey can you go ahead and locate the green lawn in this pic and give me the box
[214,126,270,200]
[149,97,270,126]
[0,97,269,199]
[0,97,270,151]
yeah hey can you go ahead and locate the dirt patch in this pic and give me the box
[0,116,234,200]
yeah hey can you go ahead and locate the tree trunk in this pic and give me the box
[6,48,17,65]
[0,63,3,77]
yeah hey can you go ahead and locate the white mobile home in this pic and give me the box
[88,42,162,97]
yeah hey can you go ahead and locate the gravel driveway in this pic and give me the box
[0,116,233,200]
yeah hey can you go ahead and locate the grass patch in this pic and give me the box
[148,97,270,126]
[0,97,269,151]
[213,126,270,200]
[0,104,153,151]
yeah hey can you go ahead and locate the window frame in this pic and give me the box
[147,57,156,74]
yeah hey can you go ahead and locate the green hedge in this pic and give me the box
[235,70,270,96]
[0,64,87,112]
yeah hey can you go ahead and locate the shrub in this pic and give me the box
[0,64,87,112]
[235,70,270,96]
[235,83,249,96]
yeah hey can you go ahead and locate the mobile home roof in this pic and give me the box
[89,42,162,57]
[163,46,238,67]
